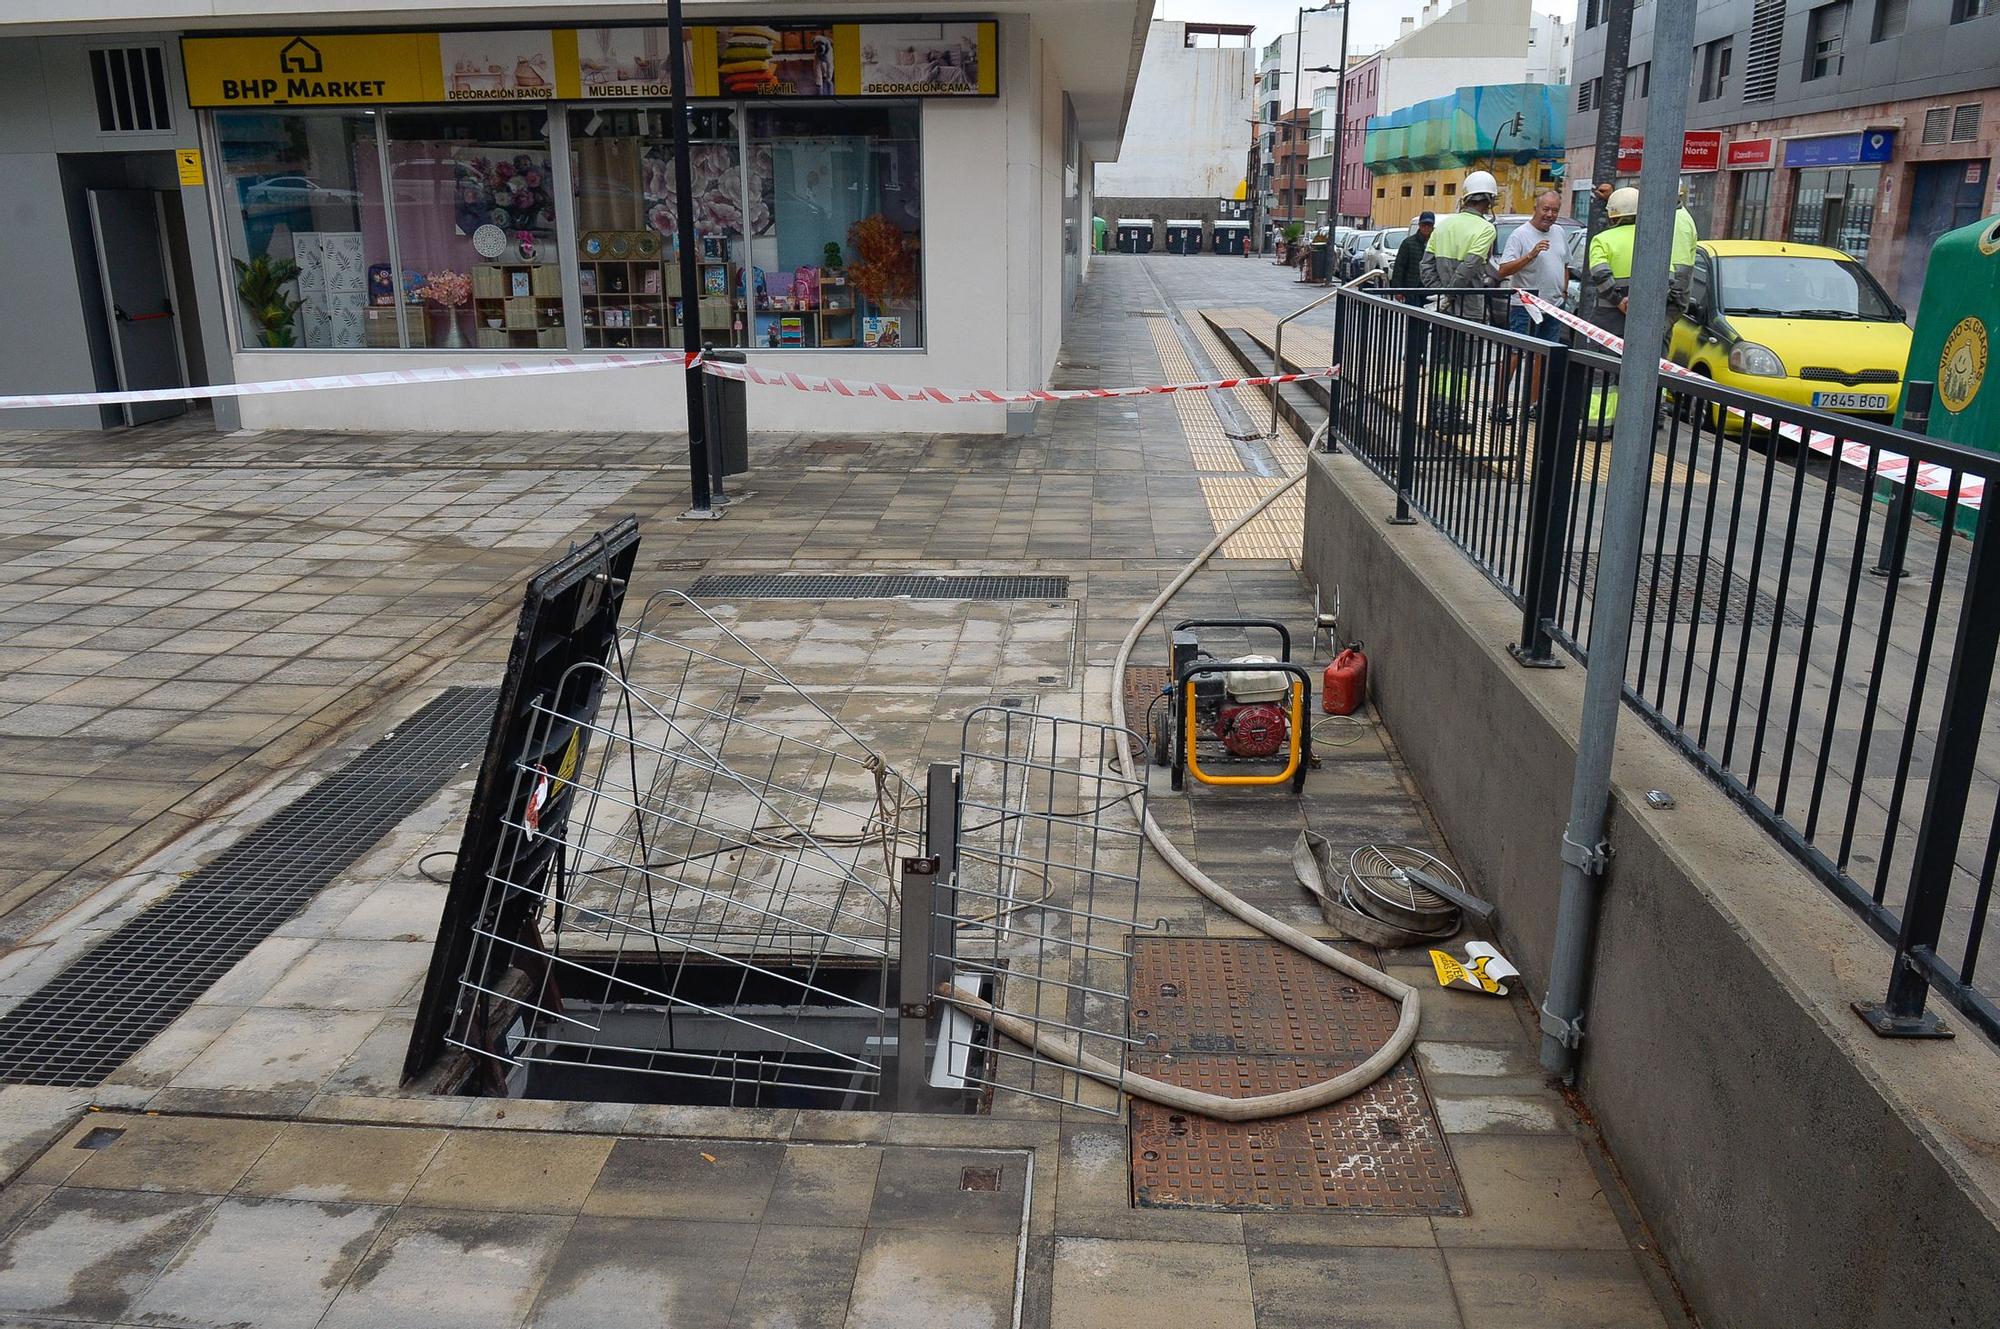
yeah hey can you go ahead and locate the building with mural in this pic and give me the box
[1361,82,1571,221]
[1320,0,1551,227]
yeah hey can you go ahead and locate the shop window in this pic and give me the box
[386,109,560,351]
[750,103,920,349]
[1729,170,1771,239]
[569,105,749,350]
[214,110,395,351]
[1806,2,1848,80]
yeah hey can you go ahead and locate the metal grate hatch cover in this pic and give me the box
[688,573,1069,602]
[1570,551,1804,630]
[0,686,495,1088]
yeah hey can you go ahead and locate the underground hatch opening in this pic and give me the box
[454,958,997,1115]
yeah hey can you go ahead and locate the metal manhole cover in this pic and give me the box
[1128,938,1463,1215]
[688,573,1070,602]
[1569,551,1802,629]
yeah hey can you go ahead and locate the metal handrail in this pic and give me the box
[1269,269,1384,435]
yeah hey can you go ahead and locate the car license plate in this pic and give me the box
[1812,390,1890,411]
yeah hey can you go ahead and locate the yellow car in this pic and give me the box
[1668,238,1911,423]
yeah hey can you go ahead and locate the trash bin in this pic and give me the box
[702,346,750,477]
[1213,221,1249,254]
[1308,237,1331,283]
[1117,219,1156,253]
[1165,221,1203,254]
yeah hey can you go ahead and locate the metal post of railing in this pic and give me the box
[1510,339,1581,667]
[1855,497,1998,1038]
[1873,380,1932,581]
[1326,295,1347,452]
[1269,284,1346,435]
[1390,314,1423,525]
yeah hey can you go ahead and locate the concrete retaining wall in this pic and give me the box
[1302,448,2000,1329]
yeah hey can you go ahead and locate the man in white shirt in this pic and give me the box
[1494,190,1570,422]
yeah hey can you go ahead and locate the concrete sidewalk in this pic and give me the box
[0,255,1686,1328]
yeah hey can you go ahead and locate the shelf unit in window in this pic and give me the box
[472,262,564,349]
[579,259,678,349]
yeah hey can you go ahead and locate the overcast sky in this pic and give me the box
[1156,0,1575,57]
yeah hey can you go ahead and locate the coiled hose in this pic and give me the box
[944,420,1421,1122]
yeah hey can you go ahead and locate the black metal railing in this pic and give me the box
[1326,286,2000,1042]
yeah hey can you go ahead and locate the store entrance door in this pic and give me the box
[86,188,188,426]
[1899,160,1988,313]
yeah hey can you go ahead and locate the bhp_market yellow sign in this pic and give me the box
[185,23,995,108]
[182,32,584,107]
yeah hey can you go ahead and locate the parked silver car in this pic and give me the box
[1361,226,1411,275]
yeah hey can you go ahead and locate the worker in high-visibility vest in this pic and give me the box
[1420,171,1503,433]
[1420,170,1501,321]
[1588,186,1640,338]
[1669,182,1699,317]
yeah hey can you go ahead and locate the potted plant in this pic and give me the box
[822,241,843,270]
[1279,220,1305,265]
[233,255,302,348]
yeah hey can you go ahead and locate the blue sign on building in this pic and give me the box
[1783,130,1896,169]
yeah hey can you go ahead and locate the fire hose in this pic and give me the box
[943,424,1422,1122]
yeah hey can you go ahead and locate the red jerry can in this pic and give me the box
[1321,646,1368,716]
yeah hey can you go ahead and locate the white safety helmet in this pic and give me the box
[1679,180,1689,203]
[1460,170,1500,202]
[1606,187,1640,221]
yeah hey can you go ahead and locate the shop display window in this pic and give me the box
[387,110,561,351]
[214,111,394,351]
[749,104,921,348]
[569,106,755,349]
[215,100,920,353]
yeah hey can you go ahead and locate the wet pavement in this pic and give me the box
[0,255,1685,1327]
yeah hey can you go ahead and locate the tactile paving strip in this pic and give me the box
[1128,937,1463,1215]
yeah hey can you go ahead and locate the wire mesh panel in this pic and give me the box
[941,707,1148,1116]
[436,590,922,1108]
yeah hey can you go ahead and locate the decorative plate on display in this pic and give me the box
[472,224,508,259]
[583,232,606,257]
[608,233,632,258]
[634,232,661,259]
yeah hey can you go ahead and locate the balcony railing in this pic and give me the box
[1324,286,2000,1043]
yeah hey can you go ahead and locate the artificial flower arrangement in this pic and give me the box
[414,269,472,308]
[845,214,919,308]
[454,153,556,237]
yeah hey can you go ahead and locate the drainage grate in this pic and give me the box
[688,573,1070,601]
[1129,938,1463,1215]
[1570,552,1803,630]
[0,686,495,1088]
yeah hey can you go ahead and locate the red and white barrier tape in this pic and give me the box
[0,351,698,411]
[0,353,1334,413]
[1520,293,1982,510]
[700,359,1336,404]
